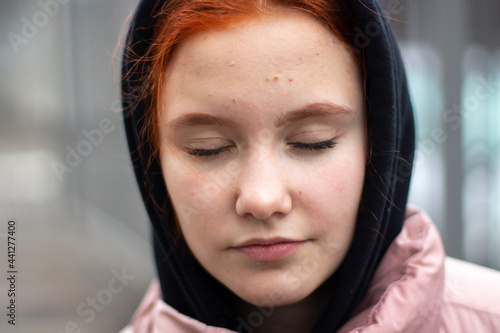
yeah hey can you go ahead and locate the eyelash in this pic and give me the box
[289,138,337,151]
[186,138,337,159]
[187,147,230,159]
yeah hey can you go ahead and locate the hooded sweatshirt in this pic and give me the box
[120,0,500,332]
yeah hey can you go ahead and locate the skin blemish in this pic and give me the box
[232,99,236,104]
[228,60,236,66]
[265,78,270,82]
[273,75,279,82]
[288,77,294,82]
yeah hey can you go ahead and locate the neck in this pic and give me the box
[236,278,334,333]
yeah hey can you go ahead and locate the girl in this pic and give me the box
[120,0,500,332]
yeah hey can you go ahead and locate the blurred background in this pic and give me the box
[0,0,499,332]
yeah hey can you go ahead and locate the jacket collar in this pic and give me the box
[338,206,445,332]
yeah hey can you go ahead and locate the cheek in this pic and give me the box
[332,159,364,198]
[162,156,204,230]
[163,156,233,248]
[305,158,364,207]
[294,146,366,243]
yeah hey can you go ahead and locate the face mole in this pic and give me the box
[232,99,236,103]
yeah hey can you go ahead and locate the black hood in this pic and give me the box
[121,0,415,331]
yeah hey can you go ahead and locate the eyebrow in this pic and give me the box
[168,112,238,130]
[167,102,354,130]
[274,102,355,127]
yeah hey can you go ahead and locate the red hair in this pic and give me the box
[128,0,362,162]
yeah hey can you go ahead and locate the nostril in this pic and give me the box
[235,186,292,221]
[234,154,292,220]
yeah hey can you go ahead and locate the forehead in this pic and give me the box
[163,11,363,121]
[169,13,339,71]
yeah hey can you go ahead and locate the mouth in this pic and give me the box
[232,238,306,261]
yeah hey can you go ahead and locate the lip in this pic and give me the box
[232,238,306,261]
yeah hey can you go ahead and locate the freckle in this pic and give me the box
[273,75,279,81]
[299,191,302,195]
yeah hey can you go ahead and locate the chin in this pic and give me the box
[232,273,322,308]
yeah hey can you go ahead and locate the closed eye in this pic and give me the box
[186,146,232,159]
[186,138,337,160]
[289,138,337,151]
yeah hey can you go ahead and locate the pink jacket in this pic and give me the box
[120,207,500,332]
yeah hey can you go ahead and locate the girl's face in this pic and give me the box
[160,12,366,307]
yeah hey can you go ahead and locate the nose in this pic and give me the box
[235,152,292,221]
